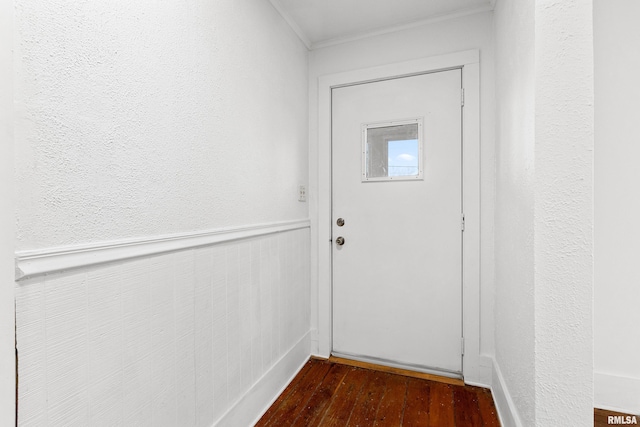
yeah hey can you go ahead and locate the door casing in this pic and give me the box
[314,49,481,381]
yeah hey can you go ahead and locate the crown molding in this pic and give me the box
[311,4,494,50]
[269,0,312,50]
[270,1,495,51]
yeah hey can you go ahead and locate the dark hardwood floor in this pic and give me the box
[594,408,639,427]
[255,358,500,426]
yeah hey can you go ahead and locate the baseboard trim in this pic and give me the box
[595,371,640,415]
[464,354,493,389]
[215,331,311,427]
[15,219,310,281]
[491,357,523,427]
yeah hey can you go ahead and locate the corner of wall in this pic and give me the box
[0,0,15,423]
[464,355,494,388]
[309,328,319,355]
[491,357,524,427]
[217,332,311,427]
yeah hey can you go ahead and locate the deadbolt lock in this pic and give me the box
[336,218,345,227]
[335,236,345,246]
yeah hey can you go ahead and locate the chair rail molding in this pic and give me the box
[15,219,311,281]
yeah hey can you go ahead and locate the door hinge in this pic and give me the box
[461,213,465,231]
[461,88,465,107]
[461,337,465,355]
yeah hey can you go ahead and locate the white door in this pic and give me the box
[332,69,463,376]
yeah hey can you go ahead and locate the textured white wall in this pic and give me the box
[594,0,640,413]
[14,0,309,251]
[534,1,594,425]
[308,10,496,363]
[13,0,311,425]
[493,0,535,423]
[0,0,15,423]
[16,229,310,426]
[494,0,594,425]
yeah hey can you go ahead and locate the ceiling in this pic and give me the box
[270,0,495,49]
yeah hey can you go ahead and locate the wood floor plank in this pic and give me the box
[373,373,408,426]
[290,363,351,427]
[257,358,502,427]
[317,367,369,427]
[256,359,316,425]
[476,387,500,427]
[257,359,332,427]
[346,371,388,427]
[453,386,483,427]
[402,377,432,427]
[594,408,608,427]
[428,382,456,427]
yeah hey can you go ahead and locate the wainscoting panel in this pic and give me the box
[15,225,311,427]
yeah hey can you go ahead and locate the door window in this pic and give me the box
[362,119,423,181]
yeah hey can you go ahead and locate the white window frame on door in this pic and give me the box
[362,118,424,182]
[313,50,482,382]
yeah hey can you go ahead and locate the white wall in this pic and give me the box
[533,1,594,425]
[13,0,311,425]
[594,0,640,414]
[494,0,594,425]
[14,0,309,251]
[308,10,496,374]
[16,229,310,426]
[0,0,15,423]
[493,0,535,423]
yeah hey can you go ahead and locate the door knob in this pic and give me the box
[336,218,345,227]
[335,237,345,246]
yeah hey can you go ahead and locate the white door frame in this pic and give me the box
[315,50,481,380]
